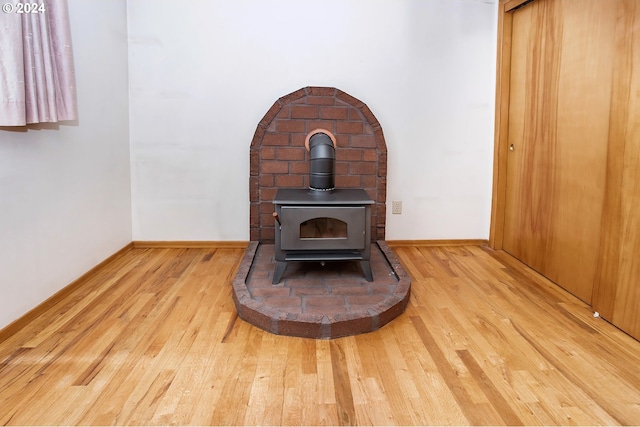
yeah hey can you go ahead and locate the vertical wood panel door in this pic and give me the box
[592,1,640,339]
[503,0,616,304]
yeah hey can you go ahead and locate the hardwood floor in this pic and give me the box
[1,245,639,425]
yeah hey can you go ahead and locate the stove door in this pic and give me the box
[280,206,366,251]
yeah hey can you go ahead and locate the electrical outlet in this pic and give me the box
[392,200,402,214]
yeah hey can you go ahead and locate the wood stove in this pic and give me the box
[271,129,375,284]
[235,90,410,338]
[272,188,374,284]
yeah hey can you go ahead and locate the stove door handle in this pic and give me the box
[272,211,281,228]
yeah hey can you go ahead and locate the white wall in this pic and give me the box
[128,0,498,241]
[0,0,131,329]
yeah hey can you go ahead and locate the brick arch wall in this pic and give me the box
[250,86,387,242]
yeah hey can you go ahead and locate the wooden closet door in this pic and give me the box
[592,1,640,339]
[502,0,616,303]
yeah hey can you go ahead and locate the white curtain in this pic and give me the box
[0,0,77,126]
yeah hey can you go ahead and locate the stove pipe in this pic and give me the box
[308,132,335,191]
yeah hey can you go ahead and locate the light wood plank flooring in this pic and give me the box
[1,245,639,425]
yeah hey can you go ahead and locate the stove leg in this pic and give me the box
[272,261,287,284]
[360,260,374,282]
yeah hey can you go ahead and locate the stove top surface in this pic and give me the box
[273,188,374,205]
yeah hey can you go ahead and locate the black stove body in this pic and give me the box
[272,188,374,284]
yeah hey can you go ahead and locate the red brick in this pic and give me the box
[336,90,365,108]
[336,121,363,134]
[348,108,363,121]
[256,244,274,256]
[361,174,377,189]
[364,123,374,135]
[292,287,330,296]
[251,125,266,148]
[260,227,274,242]
[279,88,307,105]
[291,105,319,119]
[377,187,387,203]
[250,150,259,175]
[252,262,272,274]
[351,135,376,148]
[335,134,349,147]
[277,317,322,337]
[371,284,396,295]
[260,174,274,187]
[285,277,324,287]
[289,161,309,174]
[263,296,302,307]
[263,134,290,146]
[291,133,307,148]
[363,149,377,162]
[260,187,277,199]
[252,287,291,297]
[237,306,273,334]
[259,200,274,214]
[349,162,376,175]
[305,296,345,307]
[261,213,276,226]
[330,316,375,337]
[277,120,306,133]
[250,176,259,196]
[276,105,290,118]
[307,87,336,96]
[275,174,304,187]
[276,147,305,161]
[260,202,275,213]
[304,306,348,315]
[378,299,408,328]
[260,102,282,127]
[261,161,288,174]
[250,203,259,224]
[335,163,348,175]
[374,127,386,149]
[361,104,379,128]
[347,295,386,305]
[307,120,336,133]
[335,175,360,188]
[331,286,370,295]
[378,152,387,176]
[307,96,336,106]
[336,148,363,161]
[395,282,411,296]
[261,147,275,160]
[320,107,348,120]
[246,272,273,285]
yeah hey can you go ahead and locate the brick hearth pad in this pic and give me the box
[232,241,411,339]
